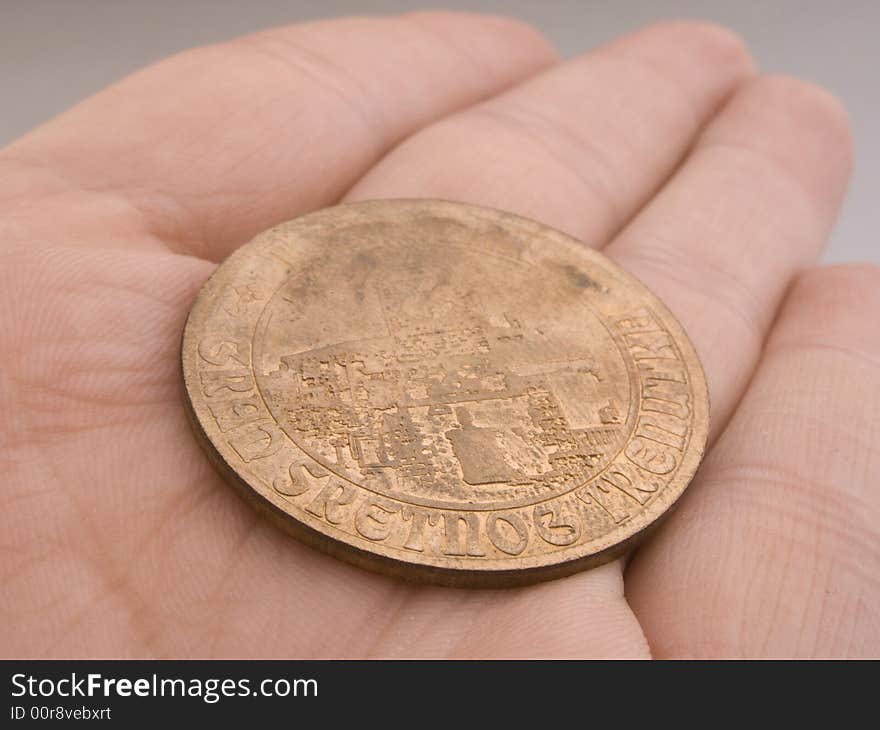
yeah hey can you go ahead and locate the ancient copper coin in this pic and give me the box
[181,199,709,586]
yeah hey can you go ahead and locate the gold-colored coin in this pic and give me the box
[181,200,709,587]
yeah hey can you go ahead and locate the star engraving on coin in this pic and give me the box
[181,200,709,586]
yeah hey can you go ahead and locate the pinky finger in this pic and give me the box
[626,264,880,658]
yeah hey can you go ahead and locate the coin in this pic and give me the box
[181,199,709,587]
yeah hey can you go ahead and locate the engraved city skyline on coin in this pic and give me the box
[256,255,634,511]
[182,200,709,586]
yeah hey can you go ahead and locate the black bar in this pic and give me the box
[2,659,873,725]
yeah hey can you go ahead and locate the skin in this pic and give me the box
[1,12,877,658]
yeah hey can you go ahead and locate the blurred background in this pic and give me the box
[2,0,877,263]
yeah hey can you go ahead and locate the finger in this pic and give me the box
[348,21,754,246]
[606,75,853,439]
[336,21,752,656]
[627,264,880,657]
[619,74,853,653]
[0,12,556,259]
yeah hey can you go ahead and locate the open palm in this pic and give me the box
[2,13,877,658]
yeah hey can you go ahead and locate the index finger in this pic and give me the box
[0,12,556,259]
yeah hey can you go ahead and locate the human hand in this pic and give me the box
[2,13,875,658]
